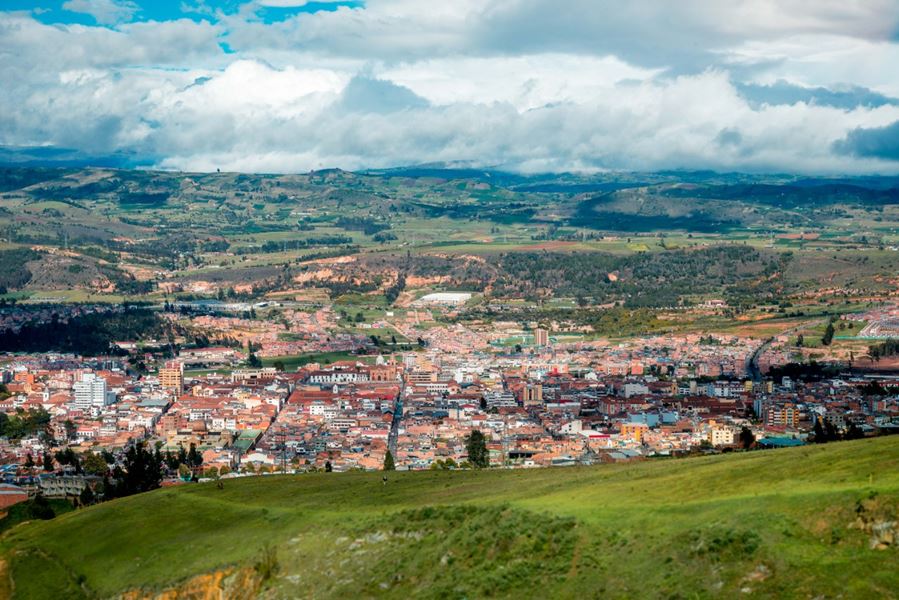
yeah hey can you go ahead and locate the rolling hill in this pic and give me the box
[2,437,898,599]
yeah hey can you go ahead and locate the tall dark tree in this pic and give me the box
[845,422,865,440]
[466,430,490,468]
[79,485,95,507]
[739,426,755,450]
[55,448,83,474]
[821,321,835,346]
[118,441,164,496]
[187,443,203,469]
[64,419,77,441]
[383,450,396,471]
[813,419,827,443]
[42,451,54,471]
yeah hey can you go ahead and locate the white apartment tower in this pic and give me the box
[73,373,116,411]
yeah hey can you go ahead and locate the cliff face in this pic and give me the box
[117,567,263,600]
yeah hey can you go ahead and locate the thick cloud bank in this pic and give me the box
[2,1,899,173]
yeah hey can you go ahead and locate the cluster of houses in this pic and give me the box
[1,330,898,507]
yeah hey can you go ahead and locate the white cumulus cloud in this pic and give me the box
[1,1,899,173]
[62,0,140,25]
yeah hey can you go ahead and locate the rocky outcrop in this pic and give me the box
[116,566,264,600]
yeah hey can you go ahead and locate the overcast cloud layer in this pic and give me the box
[2,0,899,173]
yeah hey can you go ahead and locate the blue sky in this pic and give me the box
[2,0,899,173]
[6,0,361,25]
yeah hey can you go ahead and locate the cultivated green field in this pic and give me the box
[2,437,898,598]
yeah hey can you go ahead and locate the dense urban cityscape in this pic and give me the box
[2,297,898,503]
[2,0,899,597]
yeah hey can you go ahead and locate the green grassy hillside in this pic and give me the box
[3,437,899,599]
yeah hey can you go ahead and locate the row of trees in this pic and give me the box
[381,430,490,472]
[490,247,782,307]
[812,419,865,443]
[0,308,167,355]
[0,408,51,440]
[867,339,899,362]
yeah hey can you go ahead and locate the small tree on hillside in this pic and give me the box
[383,450,396,471]
[466,430,489,469]
[821,321,835,346]
[739,426,755,450]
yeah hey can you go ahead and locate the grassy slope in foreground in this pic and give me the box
[2,437,898,599]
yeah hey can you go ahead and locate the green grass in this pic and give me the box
[0,499,73,535]
[2,437,898,598]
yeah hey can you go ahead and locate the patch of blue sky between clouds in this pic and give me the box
[10,0,361,26]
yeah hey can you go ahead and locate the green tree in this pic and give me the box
[465,430,489,468]
[813,418,827,443]
[117,441,164,495]
[64,419,77,441]
[845,422,865,440]
[83,452,109,476]
[79,485,95,507]
[54,448,83,474]
[739,426,755,450]
[383,450,396,471]
[187,442,203,469]
[42,451,54,471]
[821,321,835,346]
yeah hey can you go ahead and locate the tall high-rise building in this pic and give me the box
[73,373,115,411]
[159,360,184,395]
[534,327,549,347]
